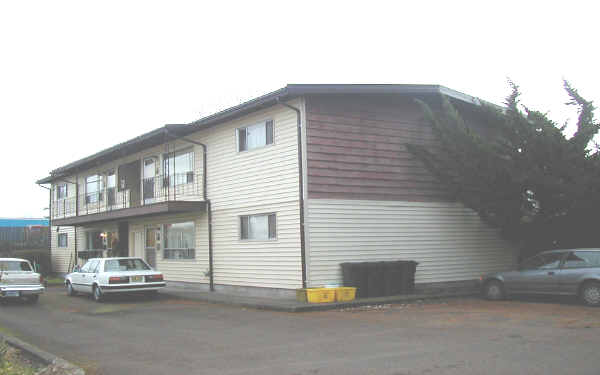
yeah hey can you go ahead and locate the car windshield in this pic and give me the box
[0,261,32,272]
[104,259,150,272]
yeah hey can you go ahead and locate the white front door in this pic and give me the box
[133,231,144,259]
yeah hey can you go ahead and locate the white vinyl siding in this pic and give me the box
[190,101,302,289]
[50,226,76,273]
[49,98,304,290]
[306,199,518,287]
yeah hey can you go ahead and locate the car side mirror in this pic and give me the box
[73,265,81,273]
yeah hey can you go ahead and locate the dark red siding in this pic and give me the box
[306,95,451,202]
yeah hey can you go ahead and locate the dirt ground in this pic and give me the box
[0,288,599,375]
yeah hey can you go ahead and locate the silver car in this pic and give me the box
[481,249,600,306]
[0,258,45,303]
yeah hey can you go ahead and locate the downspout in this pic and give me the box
[38,184,52,258]
[52,177,79,265]
[276,98,307,289]
[74,174,78,263]
[164,127,214,291]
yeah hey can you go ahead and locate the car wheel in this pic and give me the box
[92,285,104,303]
[580,281,600,307]
[26,295,39,304]
[66,281,77,296]
[483,280,505,300]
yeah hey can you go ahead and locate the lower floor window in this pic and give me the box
[240,213,276,240]
[58,233,68,248]
[163,221,195,260]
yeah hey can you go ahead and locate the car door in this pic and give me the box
[80,259,99,294]
[530,252,567,293]
[557,250,600,295]
[505,252,566,294]
[72,261,91,292]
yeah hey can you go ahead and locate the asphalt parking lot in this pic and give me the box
[1,287,599,375]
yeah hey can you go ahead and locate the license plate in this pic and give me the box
[131,276,143,283]
[4,291,19,297]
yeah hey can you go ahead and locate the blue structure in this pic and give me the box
[0,218,49,249]
[0,218,49,227]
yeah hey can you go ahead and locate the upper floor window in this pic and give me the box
[85,175,103,204]
[240,213,276,240]
[237,120,273,151]
[56,184,68,200]
[163,149,194,186]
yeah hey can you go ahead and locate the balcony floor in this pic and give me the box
[52,200,206,226]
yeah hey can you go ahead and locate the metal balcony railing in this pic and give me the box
[51,172,200,220]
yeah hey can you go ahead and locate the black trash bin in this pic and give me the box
[355,262,370,298]
[399,261,418,293]
[341,262,370,298]
[383,261,403,296]
[367,262,386,298]
[341,262,355,287]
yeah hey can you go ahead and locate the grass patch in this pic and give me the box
[0,326,15,338]
[44,277,64,287]
[0,341,37,375]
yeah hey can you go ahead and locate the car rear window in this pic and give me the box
[104,259,150,272]
[0,261,32,271]
[563,251,600,268]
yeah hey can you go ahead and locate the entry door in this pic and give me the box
[145,228,159,269]
[133,231,145,259]
[143,158,157,203]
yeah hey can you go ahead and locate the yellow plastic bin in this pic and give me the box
[306,288,336,303]
[335,287,357,302]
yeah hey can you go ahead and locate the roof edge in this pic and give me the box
[37,84,490,183]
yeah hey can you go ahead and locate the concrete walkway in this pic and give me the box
[161,283,478,312]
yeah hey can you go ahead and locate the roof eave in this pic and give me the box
[37,84,488,183]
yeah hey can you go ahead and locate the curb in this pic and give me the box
[289,291,479,312]
[161,290,478,313]
[0,333,85,375]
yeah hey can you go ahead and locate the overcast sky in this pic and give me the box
[1,0,598,218]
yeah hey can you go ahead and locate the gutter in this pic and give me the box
[37,184,52,256]
[164,126,214,292]
[276,99,307,289]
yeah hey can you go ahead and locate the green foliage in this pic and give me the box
[0,341,36,375]
[408,81,600,253]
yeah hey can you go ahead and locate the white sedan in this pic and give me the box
[65,257,165,302]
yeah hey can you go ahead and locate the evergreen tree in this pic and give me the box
[407,81,600,255]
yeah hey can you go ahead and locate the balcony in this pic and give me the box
[51,172,205,226]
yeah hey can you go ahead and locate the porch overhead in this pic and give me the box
[52,201,206,226]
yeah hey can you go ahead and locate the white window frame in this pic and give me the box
[85,174,103,204]
[162,147,195,187]
[239,213,277,241]
[162,221,196,260]
[236,119,274,152]
[57,233,68,248]
[56,184,68,200]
